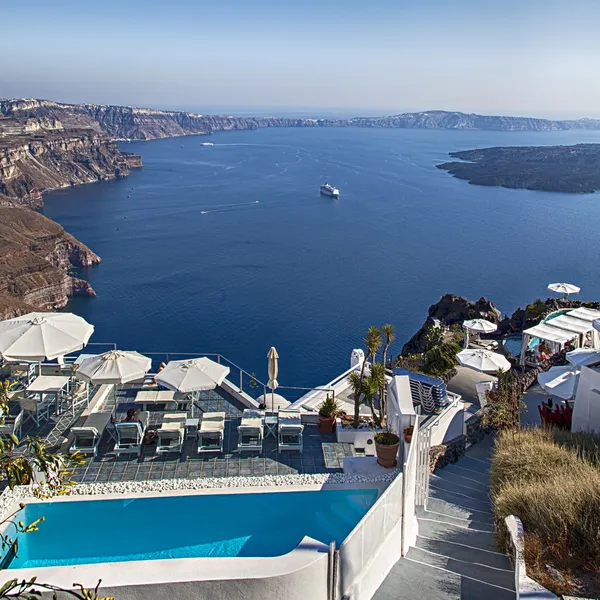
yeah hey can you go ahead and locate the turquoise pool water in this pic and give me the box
[7,488,378,569]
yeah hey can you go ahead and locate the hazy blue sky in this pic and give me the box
[2,0,599,117]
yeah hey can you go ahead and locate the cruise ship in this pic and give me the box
[320,183,339,198]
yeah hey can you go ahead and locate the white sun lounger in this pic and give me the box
[70,411,113,456]
[197,411,226,453]
[114,411,150,457]
[277,410,304,452]
[156,412,186,454]
[237,409,264,452]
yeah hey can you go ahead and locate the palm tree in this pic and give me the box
[379,324,395,424]
[367,362,387,427]
[350,326,382,428]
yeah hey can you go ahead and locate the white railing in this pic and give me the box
[336,473,403,598]
[401,416,420,555]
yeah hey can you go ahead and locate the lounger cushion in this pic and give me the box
[200,412,225,433]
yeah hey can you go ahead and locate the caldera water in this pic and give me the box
[42,127,600,388]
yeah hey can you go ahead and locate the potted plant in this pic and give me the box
[403,425,414,443]
[319,395,340,434]
[374,431,400,468]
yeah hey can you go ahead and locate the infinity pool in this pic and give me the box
[7,488,378,569]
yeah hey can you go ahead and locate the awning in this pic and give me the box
[522,323,576,345]
[567,307,600,323]
[548,314,593,335]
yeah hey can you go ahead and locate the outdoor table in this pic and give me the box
[264,415,278,439]
[185,418,200,440]
[134,390,177,411]
[26,375,71,415]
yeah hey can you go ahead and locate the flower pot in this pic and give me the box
[319,415,336,434]
[376,442,399,468]
[404,433,412,444]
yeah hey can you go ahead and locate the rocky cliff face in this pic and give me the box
[402,294,502,355]
[0,208,100,320]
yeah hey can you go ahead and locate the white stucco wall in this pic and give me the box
[572,366,600,434]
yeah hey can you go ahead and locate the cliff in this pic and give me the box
[437,144,600,193]
[0,208,100,320]
[3,100,600,140]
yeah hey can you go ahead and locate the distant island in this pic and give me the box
[437,144,600,194]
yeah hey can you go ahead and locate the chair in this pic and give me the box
[63,381,89,417]
[114,411,150,457]
[70,411,113,456]
[277,410,304,452]
[197,412,225,453]
[0,411,24,441]
[156,412,186,454]
[18,393,52,427]
[237,409,264,452]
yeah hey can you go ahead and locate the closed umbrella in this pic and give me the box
[548,283,580,300]
[537,366,579,400]
[155,357,230,393]
[77,350,151,384]
[456,349,511,373]
[267,347,279,412]
[462,319,498,349]
[0,312,94,363]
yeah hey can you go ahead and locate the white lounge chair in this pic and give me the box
[237,409,264,452]
[277,410,304,452]
[70,411,113,456]
[114,411,150,457]
[197,411,225,453]
[156,412,186,454]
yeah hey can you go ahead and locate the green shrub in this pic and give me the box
[422,341,460,377]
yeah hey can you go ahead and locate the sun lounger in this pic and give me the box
[156,412,186,454]
[277,410,304,452]
[70,411,113,456]
[237,409,264,452]
[197,411,225,453]
[114,411,150,457]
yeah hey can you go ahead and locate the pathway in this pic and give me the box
[373,437,516,600]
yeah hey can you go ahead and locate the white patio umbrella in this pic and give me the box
[548,282,580,300]
[462,319,498,349]
[155,357,230,393]
[77,350,151,384]
[0,312,94,363]
[566,349,600,367]
[267,346,279,411]
[537,366,579,401]
[456,349,511,373]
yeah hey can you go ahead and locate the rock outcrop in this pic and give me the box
[0,208,100,320]
[402,294,502,355]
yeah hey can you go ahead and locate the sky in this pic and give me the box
[1,0,600,118]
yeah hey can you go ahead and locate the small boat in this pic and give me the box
[201,142,214,146]
[320,183,339,198]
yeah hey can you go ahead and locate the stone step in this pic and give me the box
[433,469,490,493]
[443,462,490,484]
[458,456,493,473]
[426,497,495,524]
[407,546,516,591]
[416,507,495,532]
[430,475,491,502]
[416,535,513,570]
[373,553,515,600]
[429,486,493,515]
[417,518,499,552]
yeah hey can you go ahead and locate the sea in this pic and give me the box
[41,127,600,390]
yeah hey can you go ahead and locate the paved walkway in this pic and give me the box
[373,437,516,600]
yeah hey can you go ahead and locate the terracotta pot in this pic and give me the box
[319,415,336,434]
[376,441,400,468]
[404,434,413,444]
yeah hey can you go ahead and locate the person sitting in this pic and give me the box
[125,408,142,424]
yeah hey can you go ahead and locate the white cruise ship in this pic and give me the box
[320,183,339,198]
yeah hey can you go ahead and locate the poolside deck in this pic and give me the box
[8,383,355,485]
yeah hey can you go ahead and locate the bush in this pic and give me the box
[491,428,600,580]
[422,341,460,377]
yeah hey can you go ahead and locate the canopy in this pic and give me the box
[566,349,600,367]
[456,349,511,373]
[537,366,579,400]
[0,312,94,362]
[77,350,151,384]
[463,319,497,333]
[155,357,230,393]
[548,283,580,298]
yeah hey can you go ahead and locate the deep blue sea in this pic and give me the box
[42,127,600,389]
